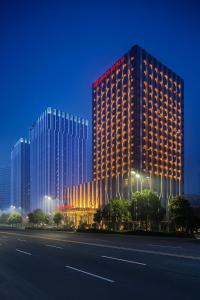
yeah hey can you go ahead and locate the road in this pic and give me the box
[0,229,200,300]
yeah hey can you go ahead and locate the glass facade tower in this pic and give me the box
[0,166,10,210]
[11,138,30,213]
[30,107,88,211]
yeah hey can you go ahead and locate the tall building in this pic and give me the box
[92,45,184,207]
[0,166,10,210]
[30,107,88,211]
[66,44,184,218]
[11,138,30,213]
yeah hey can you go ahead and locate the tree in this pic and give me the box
[102,198,130,230]
[0,212,9,224]
[94,209,102,224]
[28,212,35,224]
[28,209,45,226]
[146,190,164,225]
[169,196,193,232]
[53,212,64,226]
[130,190,163,230]
[130,191,143,221]
[44,213,53,225]
[7,211,23,226]
[130,190,148,229]
[189,215,200,233]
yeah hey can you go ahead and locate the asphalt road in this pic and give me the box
[0,229,200,300]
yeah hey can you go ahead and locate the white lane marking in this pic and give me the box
[65,265,114,283]
[2,231,200,261]
[102,255,146,266]
[46,244,63,249]
[16,249,32,256]
[148,244,183,250]
[17,239,26,242]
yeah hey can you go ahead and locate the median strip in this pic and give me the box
[16,249,32,256]
[65,265,114,283]
[102,255,146,266]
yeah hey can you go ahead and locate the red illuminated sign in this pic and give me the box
[58,204,74,211]
[93,56,125,88]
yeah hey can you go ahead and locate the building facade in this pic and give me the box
[92,45,184,207]
[65,180,99,209]
[30,107,88,211]
[11,138,30,213]
[0,166,10,210]
[64,180,99,225]
[65,44,184,218]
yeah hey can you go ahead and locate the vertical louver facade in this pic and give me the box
[11,138,30,213]
[30,108,88,211]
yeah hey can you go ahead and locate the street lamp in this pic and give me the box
[130,171,136,194]
[135,173,140,191]
[44,195,52,213]
[130,171,142,193]
[10,205,16,211]
[130,171,145,192]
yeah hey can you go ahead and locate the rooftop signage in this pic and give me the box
[93,56,125,88]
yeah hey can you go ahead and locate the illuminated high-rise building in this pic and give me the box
[92,45,184,207]
[30,108,88,211]
[11,138,30,212]
[0,166,10,210]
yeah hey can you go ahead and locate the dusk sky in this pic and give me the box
[0,0,199,194]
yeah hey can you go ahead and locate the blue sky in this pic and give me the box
[0,0,199,193]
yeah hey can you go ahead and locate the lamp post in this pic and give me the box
[130,171,143,192]
[10,205,16,211]
[44,195,52,214]
[130,170,136,195]
[135,173,140,191]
